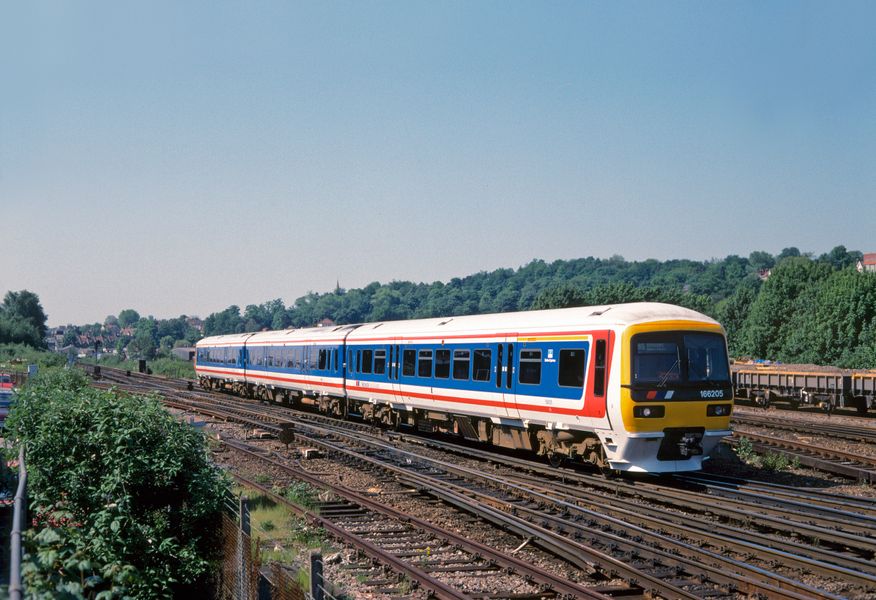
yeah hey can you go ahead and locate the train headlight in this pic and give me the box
[634,405,665,418]
[707,404,731,417]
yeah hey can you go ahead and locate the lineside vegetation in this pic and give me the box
[5,369,228,599]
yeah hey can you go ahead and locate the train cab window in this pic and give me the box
[473,349,491,382]
[418,350,433,378]
[318,349,327,370]
[453,350,470,380]
[519,350,542,385]
[594,340,606,397]
[361,349,373,374]
[558,349,586,388]
[403,349,416,376]
[435,349,450,379]
[374,350,386,375]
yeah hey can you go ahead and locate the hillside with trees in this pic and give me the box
[27,245,876,369]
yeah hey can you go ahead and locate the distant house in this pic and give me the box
[757,268,772,281]
[317,318,335,328]
[857,253,876,273]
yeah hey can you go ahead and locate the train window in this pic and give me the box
[403,349,416,376]
[519,350,541,385]
[496,344,503,388]
[506,344,513,389]
[319,349,327,370]
[347,350,352,372]
[418,350,433,378]
[558,349,586,388]
[334,349,338,371]
[453,350,470,380]
[362,349,373,374]
[633,341,680,384]
[388,346,394,377]
[395,345,401,379]
[473,349,491,382]
[594,340,606,397]
[435,349,450,379]
[684,333,730,382]
[374,350,386,375]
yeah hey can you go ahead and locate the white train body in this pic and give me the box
[196,303,733,473]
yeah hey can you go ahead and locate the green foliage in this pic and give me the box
[116,309,140,329]
[0,343,65,370]
[6,369,228,598]
[281,482,319,511]
[89,355,196,379]
[0,290,48,348]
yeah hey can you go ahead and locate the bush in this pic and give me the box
[6,369,228,598]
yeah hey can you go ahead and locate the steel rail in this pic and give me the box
[728,432,876,482]
[732,413,876,444]
[221,438,612,600]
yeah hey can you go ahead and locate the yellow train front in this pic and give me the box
[601,309,733,473]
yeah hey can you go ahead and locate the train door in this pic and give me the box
[581,331,614,419]
[495,339,519,418]
[397,342,419,405]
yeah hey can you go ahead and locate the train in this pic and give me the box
[195,302,734,474]
[732,365,876,414]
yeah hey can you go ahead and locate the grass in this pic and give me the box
[734,436,800,471]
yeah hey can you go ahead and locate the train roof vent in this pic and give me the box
[589,307,612,317]
[372,323,383,329]
[438,318,453,326]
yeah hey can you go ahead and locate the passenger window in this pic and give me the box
[435,349,450,379]
[453,350,470,380]
[374,350,386,375]
[362,349,373,374]
[403,349,416,376]
[496,344,503,388]
[519,350,541,385]
[334,349,338,371]
[506,343,513,389]
[318,349,327,370]
[558,349,586,388]
[347,350,352,372]
[473,349,491,382]
[418,350,433,378]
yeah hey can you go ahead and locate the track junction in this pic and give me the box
[86,365,876,599]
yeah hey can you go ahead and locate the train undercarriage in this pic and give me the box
[199,376,610,469]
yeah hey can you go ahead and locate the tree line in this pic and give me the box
[8,244,875,368]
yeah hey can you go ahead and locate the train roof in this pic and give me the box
[196,303,720,347]
[345,302,719,341]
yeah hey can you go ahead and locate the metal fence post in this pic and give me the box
[310,550,323,600]
[9,446,27,600]
[239,496,250,599]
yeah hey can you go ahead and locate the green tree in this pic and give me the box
[117,309,141,328]
[0,290,48,347]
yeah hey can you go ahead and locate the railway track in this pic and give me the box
[732,412,876,444]
[87,366,876,598]
[225,439,609,599]
[726,431,876,483]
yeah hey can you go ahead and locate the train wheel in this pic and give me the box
[548,453,565,468]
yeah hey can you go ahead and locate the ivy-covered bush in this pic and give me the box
[6,369,228,598]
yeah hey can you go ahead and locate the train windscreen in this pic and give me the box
[632,332,729,387]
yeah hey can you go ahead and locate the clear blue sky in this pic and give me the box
[2,1,874,325]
